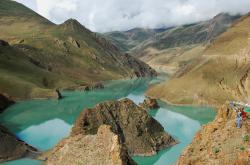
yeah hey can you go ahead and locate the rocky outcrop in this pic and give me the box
[176,103,250,165]
[0,125,38,163]
[43,125,136,165]
[72,98,176,156]
[139,98,159,110]
[0,93,14,113]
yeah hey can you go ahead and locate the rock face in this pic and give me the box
[176,104,250,165]
[72,98,176,156]
[44,125,136,165]
[0,93,14,113]
[0,125,37,163]
[139,98,159,110]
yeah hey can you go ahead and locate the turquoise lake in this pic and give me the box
[0,75,216,165]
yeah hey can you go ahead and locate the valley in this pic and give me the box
[1,0,250,165]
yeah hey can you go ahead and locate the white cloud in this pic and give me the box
[15,0,250,32]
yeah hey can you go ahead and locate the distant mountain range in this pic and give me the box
[105,13,241,74]
[106,12,250,106]
[0,0,156,99]
[147,13,250,106]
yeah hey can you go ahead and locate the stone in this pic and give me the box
[71,98,176,156]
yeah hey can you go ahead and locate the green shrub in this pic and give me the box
[240,146,245,151]
[243,135,250,142]
[213,147,220,154]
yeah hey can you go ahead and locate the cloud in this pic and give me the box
[15,0,250,32]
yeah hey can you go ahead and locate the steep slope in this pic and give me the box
[0,0,156,99]
[106,13,240,74]
[176,104,250,165]
[147,13,250,106]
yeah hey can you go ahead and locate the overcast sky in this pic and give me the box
[15,0,250,32]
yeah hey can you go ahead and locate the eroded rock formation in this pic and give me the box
[44,125,136,165]
[72,98,176,156]
[176,103,250,165]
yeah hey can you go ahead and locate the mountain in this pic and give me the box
[104,28,163,53]
[105,13,240,74]
[0,0,156,99]
[147,13,250,106]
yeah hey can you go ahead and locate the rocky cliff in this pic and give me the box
[176,104,250,165]
[0,125,38,163]
[44,125,136,165]
[71,98,176,156]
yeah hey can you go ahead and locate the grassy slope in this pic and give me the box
[147,14,250,106]
[0,0,155,99]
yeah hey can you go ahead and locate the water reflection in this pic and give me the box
[17,119,71,150]
[134,105,215,165]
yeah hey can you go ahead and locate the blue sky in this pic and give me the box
[16,0,250,32]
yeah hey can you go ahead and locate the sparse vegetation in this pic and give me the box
[243,135,250,142]
[213,147,220,154]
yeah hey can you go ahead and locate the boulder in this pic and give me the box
[0,93,14,113]
[43,125,136,165]
[72,98,176,156]
[139,98,159,110]
[0,125,38,163]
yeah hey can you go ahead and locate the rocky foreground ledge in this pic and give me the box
[176,103,250,165]
[44,125,136,165]
[43,99,176,164]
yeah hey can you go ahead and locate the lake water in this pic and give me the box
[0,75,215,165]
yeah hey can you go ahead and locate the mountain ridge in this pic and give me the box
[0,0,156,99]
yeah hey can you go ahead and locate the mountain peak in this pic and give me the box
[60,18,90,33]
